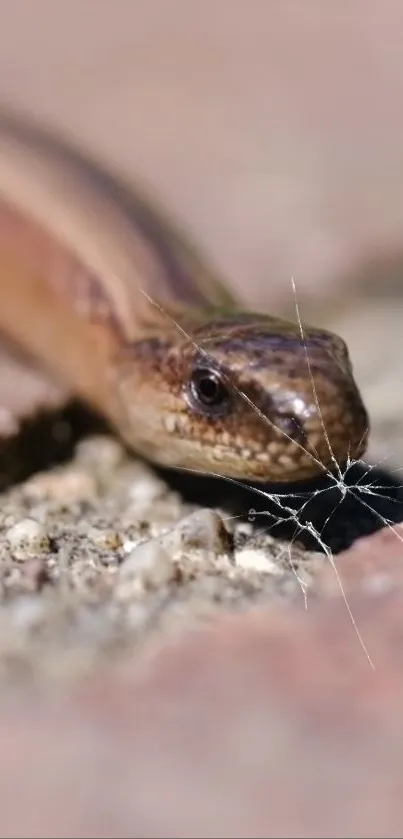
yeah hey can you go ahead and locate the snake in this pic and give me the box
[0,109,369,483]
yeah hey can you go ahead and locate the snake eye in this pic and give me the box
[188,366,231,415]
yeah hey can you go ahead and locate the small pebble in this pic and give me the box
[75,435,125,474]
[6,517,51,560]
[24,468,97,504]
[122,538,137,554]
[235,548,281,574]
[117,540,175,598]
[87,528,123,551]
[128,473,168,507]
[161,509,232,559]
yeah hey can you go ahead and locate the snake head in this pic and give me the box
[117,312,369,483]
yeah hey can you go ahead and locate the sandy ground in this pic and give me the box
[1,3,403,837]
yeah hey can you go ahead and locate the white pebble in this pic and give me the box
[235,548,281,574]
[117,540,174,598]
[6,517,51,560]
[128,474,167,506]
[24,468,97,503]
[122,538,137,554]
[162,509,231,558]
[87,528,123,551]
[75,435,124,471]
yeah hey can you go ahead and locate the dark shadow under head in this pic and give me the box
[1,400,401,556]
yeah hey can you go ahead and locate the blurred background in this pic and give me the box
[2,0,403,310]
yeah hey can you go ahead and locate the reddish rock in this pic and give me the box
[2,586,403,836]
[316,524,403,595]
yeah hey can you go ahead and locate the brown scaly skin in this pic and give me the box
[0,111,369,483]
[115,309,369,482]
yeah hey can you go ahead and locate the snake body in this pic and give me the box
[0,111,369,482]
